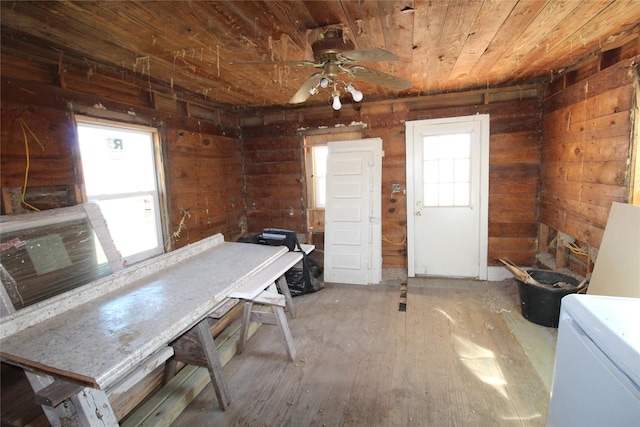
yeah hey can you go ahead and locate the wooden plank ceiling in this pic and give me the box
[2,0,640,111]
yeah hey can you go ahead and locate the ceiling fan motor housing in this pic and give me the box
[312,28,355,63]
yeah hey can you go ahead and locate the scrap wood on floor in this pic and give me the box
[172,279,550,426]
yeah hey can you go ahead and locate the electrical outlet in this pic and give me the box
[392,184,401,193]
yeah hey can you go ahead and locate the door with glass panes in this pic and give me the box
[406,116,489,278]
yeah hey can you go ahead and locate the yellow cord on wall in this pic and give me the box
[18,119,45,211]
[550,234,589,257]
[563,240,589,256]
[382,232,407,246]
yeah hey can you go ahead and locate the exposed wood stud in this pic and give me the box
[538,223,550,253]
[1,188,13,214]
[556,240,568,268]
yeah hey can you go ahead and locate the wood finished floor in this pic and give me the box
[172,278,554,426]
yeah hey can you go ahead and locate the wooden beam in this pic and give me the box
[1,187,13,214]
[556,239,568,268]
[538,223,550,253]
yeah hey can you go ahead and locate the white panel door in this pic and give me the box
[324,138,382,285]
[406,116,489,279]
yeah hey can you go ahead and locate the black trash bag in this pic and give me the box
[307,256,324,279]
[284,256,324,297]
[251,228,323,296]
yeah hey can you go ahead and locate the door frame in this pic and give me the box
[405,115,490,279]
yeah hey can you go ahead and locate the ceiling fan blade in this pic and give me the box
[289,73,323,104]
[349,66,411,91]
[340,47,399,62]
[229,60,315,66]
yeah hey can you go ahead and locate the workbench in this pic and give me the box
[0,233,310,426]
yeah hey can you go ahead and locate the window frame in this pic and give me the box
[305,144,328,209]
[74,116,169,265]
[299,126,364,239]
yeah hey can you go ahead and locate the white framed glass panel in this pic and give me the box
[313,145,328,208]
[423,160,439,183]
[454,158,471,182]
[454,182,470,206]
[422,133,472,207]
[76,120,164,265]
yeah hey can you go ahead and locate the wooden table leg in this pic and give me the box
[238,301,253,354]
[195,320,230,410]
[34,382,118,426]
[171,318,231,411]
[27,372,119,427]
[276,275,296,318]
[272,305,296,361]
[238,292,297,362]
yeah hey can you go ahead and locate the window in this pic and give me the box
[303,127,364,209]
[422,132,471,207]
[311,145,328,208]
[302,126,364,236]
[76,118,166,265]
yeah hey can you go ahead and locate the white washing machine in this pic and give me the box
[547,294,640,426]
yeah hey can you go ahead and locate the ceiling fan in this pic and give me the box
[289,27,411,109]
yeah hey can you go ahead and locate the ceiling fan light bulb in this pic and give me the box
[332,94,342,110]
[320,78,330,89]
[347,83,363,102]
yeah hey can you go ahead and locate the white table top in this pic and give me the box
[0,236,288,389]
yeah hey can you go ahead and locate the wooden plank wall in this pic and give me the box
[540,46,639,274]
[165,129,245,248]
[0,43,245,251]
[242,125,304,233]
[0,38,245,427]
[1,105,79,192]
[240,85,544,269]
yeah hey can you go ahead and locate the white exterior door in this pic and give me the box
[406,115,489,279]
[324,138,382,285]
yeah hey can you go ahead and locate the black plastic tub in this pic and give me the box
[515,269,582,328]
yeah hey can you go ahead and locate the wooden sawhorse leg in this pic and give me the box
[276,275,296,318]
[32,376,118,427]
[171,318,230,410]
[237,287,296,361]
